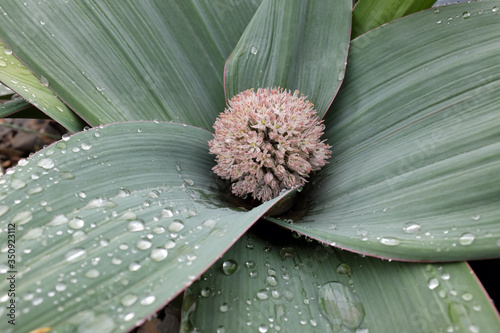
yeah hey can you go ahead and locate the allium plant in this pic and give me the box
[0,1,500,333]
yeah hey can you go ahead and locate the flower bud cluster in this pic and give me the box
[209,87,331,202]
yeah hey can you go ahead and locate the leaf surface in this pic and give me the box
[270,1,500,261]
[0,122,293,333]
[224,0,352,117]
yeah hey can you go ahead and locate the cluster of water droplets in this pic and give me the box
[185,233,367,332]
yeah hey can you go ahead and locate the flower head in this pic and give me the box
[209,87,331,202]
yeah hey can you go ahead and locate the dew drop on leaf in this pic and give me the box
[221,259,238,276]
[136,239,152,250]
[37,158,55,169]
[0,205,9,217]
[127,220,145,232]
[121,294,138,307]
[65,248,86,262]
[168,220,184,233]
[458,233,475,246]
[10,178,27,190]
[336,263,352,275]
[150,248,168,262]
[379,237,401,246]
[427,277,440,290]
[402,222,421,233]
[140,295,156,305]
[318,282,365,330]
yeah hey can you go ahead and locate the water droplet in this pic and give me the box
[81,142,92,150]
[462,11,471,18]
[136,239,152,250]
[428,277,440,290]
[461,292,473,302]
[10,178,26,189]
[55,282,67,292]
[164,240,176,249]
[153,226,165,234]
[121,294,138,307]
[337,68,345,81]
[129,262,142,271]
[250,46,258,54]
[26,186,44,195]
[12,211,32,225]
[40,75,49,87]
[279,247,296,260]
[203,219,216,228]
[318,282,365,330]
[336,263,352,275]
[219,303,229,312]
[183,178,194,186]
[0,60,6,67]
[403,222,421,233]
[222,259,238,276]
[441,272,450,280]
[84,269,100,279]
[200,287,211,298]
[127,220,145,232]
[258,324,268,333]
[68,217,85,229]
[21,227,43,240]
[59,171,75,180]
[0,206,9,217]
[168,220,184,233]
[379,237,401,246]
[256,290,269,300]
[161,208,174,218]
[47,214,69,226]
[65,248,86,262]
[266,276,278,287]
[88,197,117,209]
[493,6,499,12]
[140,295,155,305]
[471,213,480,221]
[150,248,168,261]
[458,233,475,246]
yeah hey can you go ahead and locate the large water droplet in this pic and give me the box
[37,158,55,169]
[84,269,100,279]
[12,211,32,225]
[0,205,9,217]
[140,295,156,305]
[336,263,352,275]
[21,227,43,240]
[83,198,117,209]
[458,233,475,246]
[10,179,27,190]
[68,217,85,229]
[129,262,142,271]
[65,248,86,262]
[250,46,258,54]
[136,239,152,250]
[318,282,365,330]
[127,220,145,232]
[121,294,138,307]
[462,11,471,18]
[47,214,69,226]
[379,237,401,246]
[279,247,296,260]
[150,248,168,262]
[403,222,421,233]
[168,220,184,233]
[427,277,440,290]
[222,259,238,276]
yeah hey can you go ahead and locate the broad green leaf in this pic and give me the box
[0,42,86,132]
[352,0,435,38]
[182,222,500,332]
[0,122,295,333]
[0,1,228,130]
[192,0,263,60]
[224,0,351,117]
[270,1,500,261]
